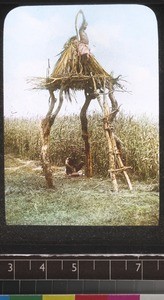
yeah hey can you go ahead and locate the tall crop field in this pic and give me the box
[4,112,159,181]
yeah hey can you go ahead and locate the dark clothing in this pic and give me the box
[65,155,84,175]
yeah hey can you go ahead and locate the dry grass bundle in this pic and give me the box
[31,36,121,95]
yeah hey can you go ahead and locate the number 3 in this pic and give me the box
[8,263,13,272]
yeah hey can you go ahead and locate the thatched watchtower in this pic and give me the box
[36,10,132,191]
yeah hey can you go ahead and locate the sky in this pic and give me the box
[3,4,158,119]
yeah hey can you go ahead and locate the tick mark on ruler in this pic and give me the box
[157,260,160,271]
[93,260,96,270]
[61,260,64,271]
[125,260,128,271]
[29,260,31,271]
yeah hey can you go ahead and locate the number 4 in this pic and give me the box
[40,263,45,272]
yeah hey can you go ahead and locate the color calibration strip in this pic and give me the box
[0,295,164,299]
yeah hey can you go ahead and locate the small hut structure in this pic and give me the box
[35,10,132,191]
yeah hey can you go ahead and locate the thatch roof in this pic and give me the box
[34,36,120,94]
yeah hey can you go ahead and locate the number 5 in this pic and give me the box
[72,263,77,272]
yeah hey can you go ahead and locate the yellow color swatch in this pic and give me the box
[43,296,75,300]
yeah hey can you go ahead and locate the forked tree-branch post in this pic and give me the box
[40,87,64,188]
[80,90,93,177]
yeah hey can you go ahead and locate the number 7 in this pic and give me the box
[136,263,141,272]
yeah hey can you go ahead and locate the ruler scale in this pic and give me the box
[1,258,164,281]
[0,255,164,294]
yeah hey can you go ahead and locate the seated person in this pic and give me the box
[65,147,85,175]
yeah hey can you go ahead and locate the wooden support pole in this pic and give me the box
[80,90,93,177]
[108,81,118,111]
[90,73,132,190]
[40,87,64,188]
[91,73,118,191]
[117,154,133,191]
[40,116,53,188]
[104,123,119,192]
[110,126,132,190]
[102,80,118,191]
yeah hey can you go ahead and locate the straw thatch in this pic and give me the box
[34,36,120,96]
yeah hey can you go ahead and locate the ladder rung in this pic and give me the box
[108,166,132,173]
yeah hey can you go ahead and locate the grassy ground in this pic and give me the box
[5,155,159,226]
